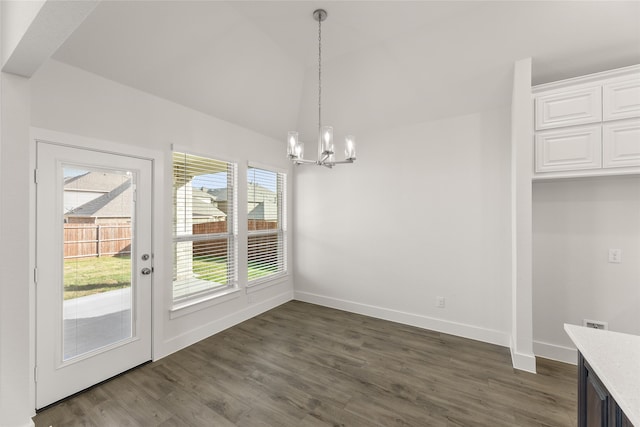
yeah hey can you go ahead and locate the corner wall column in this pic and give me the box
[0,71,35,426]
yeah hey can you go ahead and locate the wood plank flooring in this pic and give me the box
[34,301,577,426]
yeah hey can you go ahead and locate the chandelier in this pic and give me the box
[287,9,356,168]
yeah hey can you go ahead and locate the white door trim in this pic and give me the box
[29,127,165,411]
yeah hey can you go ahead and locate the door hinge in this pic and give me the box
[34,366,38,383]
[34,267,38,284]
[33,169,39,184]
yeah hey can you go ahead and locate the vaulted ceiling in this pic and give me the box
[51,1,640,142]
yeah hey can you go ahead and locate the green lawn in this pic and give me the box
[64,256,131,300]
[192,255,228,283]
[64,255,279,301]
[248,260,279,281]
[193,256,278,283]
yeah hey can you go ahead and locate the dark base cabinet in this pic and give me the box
[619,411,634,427]
[578,352,635,427]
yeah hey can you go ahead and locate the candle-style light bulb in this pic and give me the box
[320,126,334,154]
[287,131,299,158]
[345,135,356,160]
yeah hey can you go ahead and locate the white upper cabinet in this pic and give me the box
[532,65,640,179]
[603,78,640,121]
[535,86,602,130]
[535,125,602,173]
[603,119,640,168]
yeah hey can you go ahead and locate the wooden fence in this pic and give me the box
[64,224,131,259]
[64,220,278,260]
[192,220,278,261]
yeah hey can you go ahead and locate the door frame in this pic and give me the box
[29,127,165,410]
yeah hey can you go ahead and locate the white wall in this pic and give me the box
[294,107,513,346]
[0,0,44,66]
[0,72,34,427]
[0,8,35,427]
[1,1,97,77]
[29,59,295,356]
[533,176,640,363]
[0,59,295,424]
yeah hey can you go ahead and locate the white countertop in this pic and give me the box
[565,324,640,426]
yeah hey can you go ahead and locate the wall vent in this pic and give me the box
[583,319,608,330]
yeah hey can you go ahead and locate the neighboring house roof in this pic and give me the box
[65,172,130,192]
[248,183,277,202]
[64,171,133,217]
[208,187,228,202]
[208,183,278,221]
[208,183,276,203]
[192,188,226,219]
[248,183,278,221]
[248,203,266,221]
[65,173,226,221]
[66,180,132,218]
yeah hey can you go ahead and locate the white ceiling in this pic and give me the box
[51,1,640,141]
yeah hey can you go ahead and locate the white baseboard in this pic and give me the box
[533,340,577,365]
[158,290,293,359]
[510,348,537,373]
[294,291,510,348]
[507,335,537,373]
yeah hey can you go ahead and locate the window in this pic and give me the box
[247,166,286,283]
[172,152,237,303]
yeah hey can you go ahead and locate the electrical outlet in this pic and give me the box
[608,249,622,263]
[583,319,608,330]
[436,296,445,308]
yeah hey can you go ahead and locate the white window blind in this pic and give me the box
[172,152,237,303]
[247,166,286,283]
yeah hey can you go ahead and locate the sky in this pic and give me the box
[192,168,278,193]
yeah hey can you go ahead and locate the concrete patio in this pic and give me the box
[63,287,131,360]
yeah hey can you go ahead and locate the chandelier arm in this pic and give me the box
[319,152,331,163]
[293,159,317,165]
[331,160,355,165]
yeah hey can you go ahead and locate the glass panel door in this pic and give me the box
[62,167,134,360]
[36,141,152,410]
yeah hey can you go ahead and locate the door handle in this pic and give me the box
[141,267,152,275]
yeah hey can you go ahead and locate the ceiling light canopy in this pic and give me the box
[287,9,356,168]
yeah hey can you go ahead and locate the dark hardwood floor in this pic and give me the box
[34,301,577,426]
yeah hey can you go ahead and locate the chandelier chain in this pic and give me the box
[318,13,322,133]
[287,9,355,167]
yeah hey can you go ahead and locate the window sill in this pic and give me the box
[246,273,289,294]
[170,286,241,319]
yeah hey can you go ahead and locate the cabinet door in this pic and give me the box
[603,119,640,168]
[536,86,602,130]
[603,76,640,121]
[586,372,610,427]
[617,408,633,427]
[535,125,602,173]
